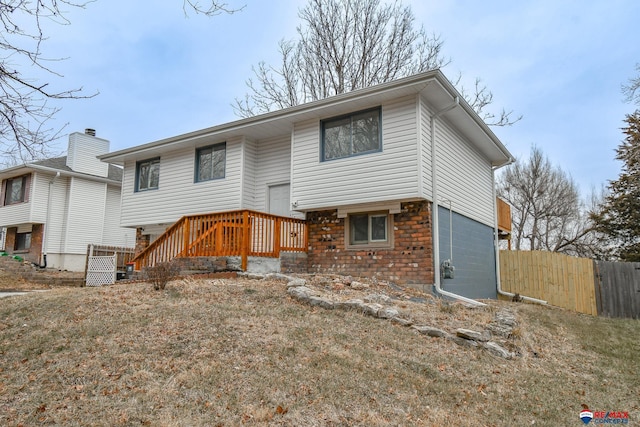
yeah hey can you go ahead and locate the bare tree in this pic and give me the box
[622,63,640,105]
[0,0,240,167]
[497,146,604,258]
[234,0,519,126]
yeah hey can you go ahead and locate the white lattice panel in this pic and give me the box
[86,255,117,286]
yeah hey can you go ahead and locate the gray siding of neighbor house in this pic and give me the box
[437,206,497,299]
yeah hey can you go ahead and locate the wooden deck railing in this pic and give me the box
[132,210,307,271]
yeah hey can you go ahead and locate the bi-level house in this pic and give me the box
[100,71,513,299]
[0,130,135,271]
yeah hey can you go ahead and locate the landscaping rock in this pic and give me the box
[456,328,491,342]
[391,317,413,327]
[488,309,518,337]
[308,296,334,309]
[361,303,383,317]
[286,278,307,288]
[334,299,364,311]
[483,342,513,359]
[449,335,479,348]
[350,281,369,290]
[377,307,400,319]
[412,325,449,338]
[287,286,313,300]
[265,273,294,282]
[364,293,392,304]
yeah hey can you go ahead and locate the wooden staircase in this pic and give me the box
[132,210,307,271]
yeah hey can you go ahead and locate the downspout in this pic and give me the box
[41,171,61,268]
[492,167,547,305]
[430,97,486,307]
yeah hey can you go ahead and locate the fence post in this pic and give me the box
[241,211,249,271]
[274,217,281,257]
[183,218,190,257]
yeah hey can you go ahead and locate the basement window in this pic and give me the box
[15,232,31,251]
[346,212,392,249]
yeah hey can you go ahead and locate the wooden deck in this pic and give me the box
[496,197,511,238]
[132,210,307,271]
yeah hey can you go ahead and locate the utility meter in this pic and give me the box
[441,259,455,279]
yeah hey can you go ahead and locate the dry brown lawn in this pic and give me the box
[0,274,638,426]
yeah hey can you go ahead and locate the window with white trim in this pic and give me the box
[347,212,390,247]
[321,107,381,161]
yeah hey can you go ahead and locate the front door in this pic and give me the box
[268,184,291,217]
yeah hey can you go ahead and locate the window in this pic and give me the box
[322,107,381,161]
[3,175,28,205]
[196,143,226,182]
[136,158,160,191]
[348,212,389,247]
[15,232,31,251]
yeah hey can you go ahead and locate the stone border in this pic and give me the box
[243,272,515,359]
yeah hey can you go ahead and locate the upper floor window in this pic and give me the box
[196,143,226,182]
[321,107,381,161]
[136,158,160,192]
[3,175,29,205]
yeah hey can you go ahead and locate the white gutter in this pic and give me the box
[41,171,61,267]
[430,96,486,307]
[1,164,121,186]
[492,167,547,305]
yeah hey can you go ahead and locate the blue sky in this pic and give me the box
[35,0,640,194]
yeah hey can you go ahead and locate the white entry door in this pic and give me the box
[268,184,291,217]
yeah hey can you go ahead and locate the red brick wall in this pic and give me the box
[29,224,43,265]
[306,201,434,284]
[5,227,16,254]
[4,224,43,265]
[135,227,150,256]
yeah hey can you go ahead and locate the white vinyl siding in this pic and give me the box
[254,135,292,213]
[292,95,420,210]
[102,185,135,247]
[434,116,494,227]
[241,138,257,210]
[66,132,109,177]
[120,137,243,227]
[45,176,69,254]
[419,97,433,200]
[63,178,107,253]
[29,173,49,223]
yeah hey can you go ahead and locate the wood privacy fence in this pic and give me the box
[500,251,640,318]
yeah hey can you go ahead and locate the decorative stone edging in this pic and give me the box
[245,272,516,359]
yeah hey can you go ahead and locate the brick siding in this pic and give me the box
[306,201,434,285]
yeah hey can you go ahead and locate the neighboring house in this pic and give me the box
[100,70,513,299]
[0,130,135,271]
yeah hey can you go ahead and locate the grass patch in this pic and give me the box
[0,277,638,426]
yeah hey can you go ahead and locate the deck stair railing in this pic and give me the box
[132,210,307,271]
